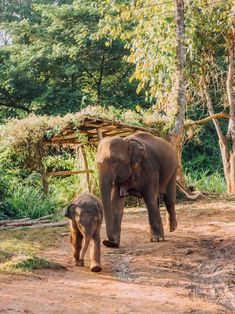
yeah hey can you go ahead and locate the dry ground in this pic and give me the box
[0,199,235,314]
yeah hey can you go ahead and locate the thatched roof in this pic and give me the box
[46,116,159,146]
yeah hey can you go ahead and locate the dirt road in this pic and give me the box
[0,199,234,313]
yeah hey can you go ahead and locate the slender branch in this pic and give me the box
[200,72,226,144]
[184,112,230,128]
[78,61,97,83]
[96,51,105,104]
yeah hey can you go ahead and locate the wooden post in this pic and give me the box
[80,145,91,193]
[75,145,92,193]
[97,128,103,141]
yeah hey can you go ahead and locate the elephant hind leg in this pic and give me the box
[163,172,177,232]
[143,188,164,242]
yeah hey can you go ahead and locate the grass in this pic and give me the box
[0,256,65,274]
[0,250,13,263]
[0,227,68,274]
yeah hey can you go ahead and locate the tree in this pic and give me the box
[226,25,235,192]
[0,0,147,117]
[186,0,235,193]
[168,0,186,186]
[99,0,176,105]
[98,0,235,195]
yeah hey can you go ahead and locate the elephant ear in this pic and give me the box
[64,204,77,220]
[127,139,148,168]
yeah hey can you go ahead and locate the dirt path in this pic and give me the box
[0,199,235,313]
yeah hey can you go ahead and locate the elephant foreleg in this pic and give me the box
[90,227,102,272]
[103,185,125,248]
[79,235,91,266]
[143,190,164,242]
[69,220,83,266]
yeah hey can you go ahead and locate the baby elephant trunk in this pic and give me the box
[83,216,98,236]
[80,234,92,261]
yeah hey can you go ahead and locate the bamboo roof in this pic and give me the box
[46,116,158,146]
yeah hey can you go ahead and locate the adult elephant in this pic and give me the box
[96,132,178,248]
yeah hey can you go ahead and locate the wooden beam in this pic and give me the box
[44,170,93,177]
[46,140,82,146]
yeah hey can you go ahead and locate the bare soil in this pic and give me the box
[0,199,235,314]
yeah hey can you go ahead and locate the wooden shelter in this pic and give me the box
[44,116,157,193]
[46,116,157,146]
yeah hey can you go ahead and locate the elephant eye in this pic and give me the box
[111,157,119,165]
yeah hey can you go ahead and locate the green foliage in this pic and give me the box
[98,0,176,104]
[4,185,61,219]
[185,0,232,110]
[44,153,75,172]
[182,123,223,175]
[0,0,148,117]
[185,170,226,193]
[0,113,83,172]
[48,176,81,206]
[2,256,64,272]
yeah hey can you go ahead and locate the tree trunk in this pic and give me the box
[75,145,91,193]
[226,27,235,193]
[96,52,105,105]
[201,72,231,193]
[168,0,186,187]
[42,175,49,195]
[80,146,91,193]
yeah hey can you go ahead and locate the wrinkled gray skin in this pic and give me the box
[96,132,178,248]
[64,193,103,272]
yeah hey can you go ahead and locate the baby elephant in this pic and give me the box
[64,193,103,272]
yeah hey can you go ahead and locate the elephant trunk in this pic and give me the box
[99,173,114,242]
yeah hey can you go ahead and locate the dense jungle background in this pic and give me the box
[0,0,234,220]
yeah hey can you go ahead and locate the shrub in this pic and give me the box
[185,170,226,193]
[5,185,62,219]
[3,256,64,271]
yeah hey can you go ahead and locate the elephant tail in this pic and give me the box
[64,204,77,220]
[95,201,104,219]
[176,180,203,200]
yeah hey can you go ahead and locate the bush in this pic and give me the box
[49,176,81,205]
[185,170,226,193]
[4,185,62,219]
